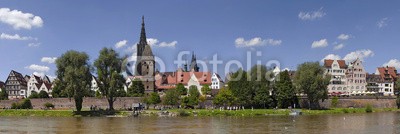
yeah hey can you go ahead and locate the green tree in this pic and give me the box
[162,89,180,107]
[201,84,211,95]
[395,79,400,109]
[275,70,296,108]
[55,50,92,112]
[51,79,67,98]
[228,68,251,107]
[29,91,39,99]
[94,48,125,111]
[116,89,127,97]
[187,85,200,108]
[249,65,272,108]
[38,91,50,98]
[127,79,145,97]
[176,83,187,95]
[0,89,8,100]
[213,87,236,107]
[294,62,330,109]
[144,92,161,109]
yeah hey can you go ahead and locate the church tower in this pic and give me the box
[190,52,199,72]
[135,16,155,93]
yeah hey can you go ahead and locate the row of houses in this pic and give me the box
[0,70,53,99]
[324,58,398,96]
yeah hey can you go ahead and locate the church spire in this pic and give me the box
[139,16,147,45]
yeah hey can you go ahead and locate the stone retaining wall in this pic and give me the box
[0,97,397,109]
[0,97,142,110]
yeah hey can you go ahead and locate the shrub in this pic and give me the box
[11,99,33,109]
[331,96,339,108]
[365,104,373,113]
[44,102,55,109]
[178,109,190,117]
[38,91,49,98]
[342,108,349,113]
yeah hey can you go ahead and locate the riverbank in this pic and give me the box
[1,108,399,117]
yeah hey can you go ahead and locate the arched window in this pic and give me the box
[351,86,354,89]
[338,87,342,90]
[332,87,336,90]
[356,86,359,89]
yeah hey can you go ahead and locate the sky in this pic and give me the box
[1,0,400,81]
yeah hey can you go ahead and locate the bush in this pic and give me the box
[178,109,190,117]
[331,96,339,108]
[11,99,33,109]
[38,91,49,98]
[44,102,55,109]
[342,108,349,113]
[365,104,373,113]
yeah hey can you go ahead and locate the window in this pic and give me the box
[332,87,336,90]
[356,86,359,89]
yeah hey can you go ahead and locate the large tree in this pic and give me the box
[94,48,125,110]
[249,65,272,108]
[228,68,251,107]
[213,87,236,107]
[294,62,330,109]
[162,89,180,107]
[144,92,161,109]
[176,83,187,95]
[55,50,92,112]
[127,79,145,97]
[395,79,400,109]
[201,84,211,95]
[275,70,296,108]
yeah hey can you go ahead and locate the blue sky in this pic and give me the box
[1,0,400,81]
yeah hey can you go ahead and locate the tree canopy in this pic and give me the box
[294,62,330,109]
[275,70,297,108]
[55,50,92,112]
[127,79,145,97]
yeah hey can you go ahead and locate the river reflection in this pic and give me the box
[0,112,399,134]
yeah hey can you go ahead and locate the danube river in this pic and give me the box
[1,112,399,133]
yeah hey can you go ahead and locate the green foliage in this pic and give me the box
[177,109,190,116]
[365,104,373,113]
[11,99,33,109]
[176,83,187,95]
[331,96,339,108]
[55,50,92,112]
[94,47,125,110]
[44,102,55,109]
[127,79,145,97]
[38,91,49,98]
[144,92,161,108]
[201,84,211,95]
[294,62,330,109]
[228,68,251,106]
[95,90,102,98]
[116,89,127,97]
[0,89,8,100]
[213,87,236,107]
[51,79,67,98]
[162,89,180,106]
[29,91,39,99]
[275,70,296,108]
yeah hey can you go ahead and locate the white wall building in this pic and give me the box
[91,76,99,92]
[346,58,367,95]
[211,73,224,90]
[324,59,348,95]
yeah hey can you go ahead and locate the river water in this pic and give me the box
[0,112,399,134]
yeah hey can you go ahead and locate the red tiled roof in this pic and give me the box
[155,70,212,90]
[377,67,398,81]
[324,59,347,69]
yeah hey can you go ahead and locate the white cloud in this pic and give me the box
[0,8,43,30]
[298,8,326,20]
[235,37,282,48]
[321,54,341,62]
[343,49,374,62]
[337,34,351,40]
[28,43,40,47]
[25,64,50,72]
[115,40,128,48]
[41,57,57,64]
[147,38,177,48]
[0,33,36,40]
[383,59,400,69]
[333,44,344,50]
[377,18,389,28]
[311,39,328,48]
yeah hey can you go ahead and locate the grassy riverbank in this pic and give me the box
[0,108,399,117]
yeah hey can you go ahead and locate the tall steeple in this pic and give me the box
[139,16,147,45]
[190,52,199,72]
